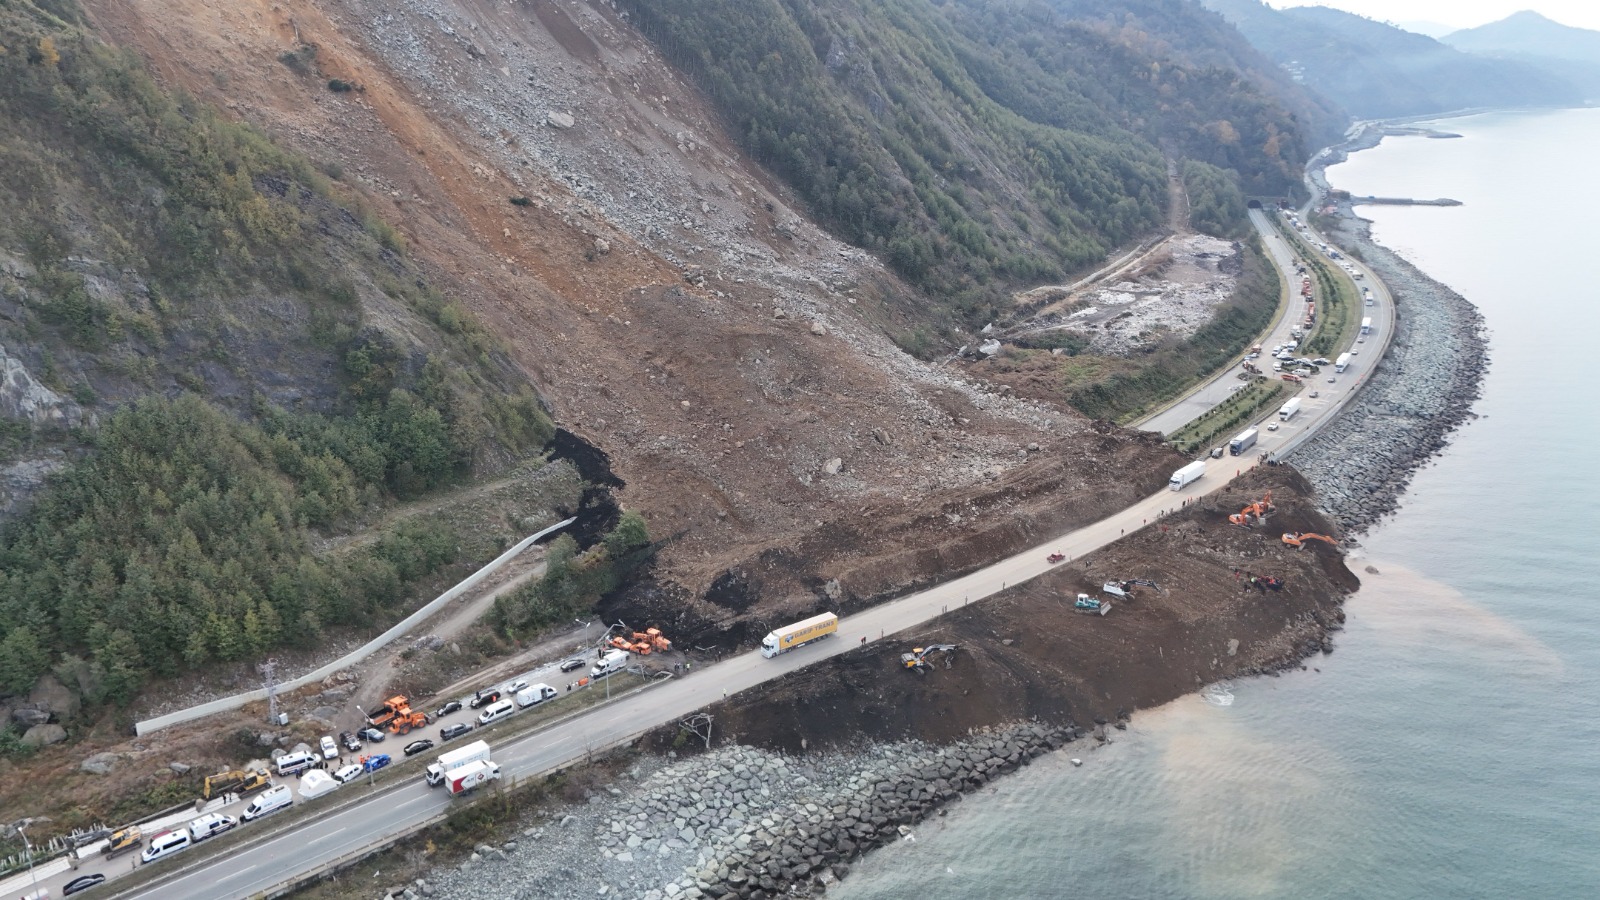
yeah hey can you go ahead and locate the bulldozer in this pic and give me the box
[201,768,271,801]
[1229,491,1275,527]
[607,627,673,656]
[1282,531,1339,549]
[900,644,957,673]
[368,695,430,734]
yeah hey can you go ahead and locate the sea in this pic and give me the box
[834,107,1600,899]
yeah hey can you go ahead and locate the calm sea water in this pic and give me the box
[835,108,1600,899]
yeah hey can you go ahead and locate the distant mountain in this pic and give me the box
[1442,11,1600,98]
[1202,0,1586,118]
[1395,20,1458,40]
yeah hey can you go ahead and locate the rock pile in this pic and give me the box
[428,722,1076,900]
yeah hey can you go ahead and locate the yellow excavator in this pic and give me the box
[1281,531,1339,549]
[1229,491,1274,527]
[900,644,957,673]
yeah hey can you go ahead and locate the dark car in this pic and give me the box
[362,753,392,773]
[403,739,435,758]
[434,700,463,718]
[359,726,387,743]
[64,873,107,896]
[559,658,586,673]
[440,722,473,742]
[339,731,362,753]
[468,689,501,710]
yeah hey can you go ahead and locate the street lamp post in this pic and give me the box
[15,820,40,900]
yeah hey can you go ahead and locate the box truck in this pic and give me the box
[1229,428,1258,456]
[426,739,491,787]
[760,612,839,658]
[1360,317,1373,335]
[1335,352,1352,373]
[1168,460,1205,491]
[589,649,630,679]
[1278,397,1302,421]
[447,759,502,796]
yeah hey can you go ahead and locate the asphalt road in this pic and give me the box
[76,210,1399,900]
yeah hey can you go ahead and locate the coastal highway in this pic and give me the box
[87,215,1398,900]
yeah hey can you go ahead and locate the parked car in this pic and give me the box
[340,731,362,753]
[363,754,392,773]
[441,722,473,742]
[333,763,364,784]
[359,727,387,743]
[63,873,107,896]
[468,689,502,710]
[319,735,339,760]
[434,700,463,718]
[404,739,436,758]
[560,658,587,673]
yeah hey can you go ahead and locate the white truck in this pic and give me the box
[1335,352,1352,373]
[516,683,558,708]
[1360,317,1373,334]
[425,739,492,787]
[760,612,839,658]
[447,759,502,796]
[1229,428,1258,456]
[590,649,630,679]
[1279,397,1302,421]
[1168,460,1205,491]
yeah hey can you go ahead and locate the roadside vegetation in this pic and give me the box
[1165,377,1287,454]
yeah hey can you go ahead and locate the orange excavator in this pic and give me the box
[607,627,673,656]
[368,695,430,734]
[1229,491,1274,527]
[1281,532,1339,549]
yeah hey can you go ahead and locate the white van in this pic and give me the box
[274,750,319,777]
[140,829,192,864]
[477,698,515,726]
[516,684,558,708]
[187,812,237,842]
[242,784,294,822]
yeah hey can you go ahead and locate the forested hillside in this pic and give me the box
[0,3,555,710]
[1204,0,1585,118]
[618,0,1321,327]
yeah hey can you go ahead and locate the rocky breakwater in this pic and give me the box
[426,722,1074,900]
[1290,178,1488,534]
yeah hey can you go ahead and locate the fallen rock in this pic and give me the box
[81,751,120,775]
[169,761,192,775]
[546,111,575,129]
[21,723,66,748]
[822,458,843,476]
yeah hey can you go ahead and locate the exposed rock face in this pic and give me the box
[0,341,82,427]
[28,674,80,721]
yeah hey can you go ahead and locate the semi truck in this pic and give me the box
[425,739,492,787]
[1168,460,1206,491]
[447,759,502,796]
[1335,352,1352,373]
[760,612,839,658]
[1360,317,1373,334]
[1229,428,1259,456]
[1279,397,1302,421]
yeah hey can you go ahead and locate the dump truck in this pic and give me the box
[1278,397,1302,421]
[1229,428,1258,456]
[201,768,272,801]
[760,612,839,658]
[447,759,502,796]
[368,695,429,734]
[1168,460,1205,491]
[425,739,492,787]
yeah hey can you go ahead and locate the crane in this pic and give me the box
[1281,532,1339,549]
[1228,490,1274,527]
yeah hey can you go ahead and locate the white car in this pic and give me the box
[332,763,364,784]
[1267,422,1280,431]
[320,735,338,760]
[506,679,529,694]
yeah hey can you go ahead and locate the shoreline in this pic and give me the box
[1292,126,1491,535]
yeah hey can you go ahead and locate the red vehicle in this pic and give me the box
[1047,553,1065,564]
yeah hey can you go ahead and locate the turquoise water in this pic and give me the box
[834,108,1600,899]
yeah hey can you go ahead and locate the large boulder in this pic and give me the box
[80,751,120,775]
[11,706,50,728]
[21,724,66,748]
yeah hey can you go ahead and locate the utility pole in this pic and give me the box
[258,658,279,726]
[14,819,40,900]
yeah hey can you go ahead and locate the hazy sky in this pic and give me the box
[1269,1,1600,31]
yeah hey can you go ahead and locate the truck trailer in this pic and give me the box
[447,759,502,796]
[1168,460,1206,491]
[1229,428,1259,456]
[426,739,491,787]
[1279,397,1302,421]
[1360,317,1373,334]
[760,613,839,658]
[1335,352,1352,373]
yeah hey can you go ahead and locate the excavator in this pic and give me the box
[368,695,430,734]
[606,627,674,656]
[1228,491,1274,527]
[1282,532,1339,550]
[1101,579,1159,600]
[201,768,271,801]
[900,644,957,673]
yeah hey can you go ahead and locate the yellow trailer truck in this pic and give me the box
[760,613,839,658]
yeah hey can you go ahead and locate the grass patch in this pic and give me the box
[1165,377,1287,454]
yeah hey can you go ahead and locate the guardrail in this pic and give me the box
[134,517,576,736]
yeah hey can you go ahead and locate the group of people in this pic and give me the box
[1233,568,1284,592]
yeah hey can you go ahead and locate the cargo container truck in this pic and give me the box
[1229,428,1259,456]
[1278,397,1302,421]
[760,613,839,658]
[1169,460,1206,491]
[426,739,492,787]
[448,759,502,795]
[1360,317,1372,334]
[1335,353,1352,373]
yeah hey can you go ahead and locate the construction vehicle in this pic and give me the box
[102,826,143,859]
[900,644,957,672]
[1100,579,1160,600]
[1074,594,1111,616]
[201,768,272,801]
[606,627,674,656]
[1282,532,1339,549]
[1229,491,1275,527]
[368,695,430,735]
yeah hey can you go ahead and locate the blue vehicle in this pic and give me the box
[362,753,392,773]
